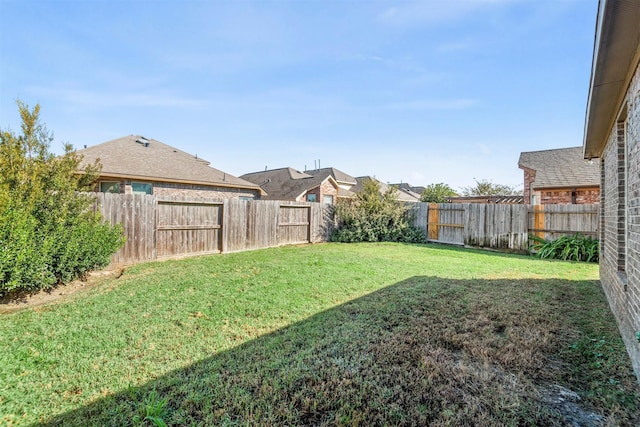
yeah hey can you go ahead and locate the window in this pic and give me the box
[322,195,334,205]
[306,194,317,202]
[99,181,120,193]
[239,196,253,201]
[131,182,153,195]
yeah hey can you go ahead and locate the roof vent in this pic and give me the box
[136,137,150,147]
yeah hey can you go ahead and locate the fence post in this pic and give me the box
[307,205,312,243]
[428,203,439,241]
[221,199,228,253]
[533,205,545,239]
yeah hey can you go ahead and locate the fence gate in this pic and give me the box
[278,204,311,245]
[156,199,223,258]
[427,203,465,245]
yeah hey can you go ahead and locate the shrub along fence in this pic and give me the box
[410,203,599,252]
[94,193,334,265]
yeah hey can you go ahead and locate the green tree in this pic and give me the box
[331,178,425,243]
[0,101,124,295]
[461,179,521,196]
[420,183,459,203]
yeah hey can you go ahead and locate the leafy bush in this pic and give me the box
[331,178,426,243]
[420,182,459,203]
[0,101,124,296]
[529,233,599,263]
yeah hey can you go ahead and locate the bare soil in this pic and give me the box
[0,267,124,314]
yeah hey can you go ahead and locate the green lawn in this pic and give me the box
[1,243,638,426]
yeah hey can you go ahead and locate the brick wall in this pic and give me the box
[97,179,260,200]
[536,187,600,205]
[522,167,536,203]
[599,61,640,381]
[297,180,338,204]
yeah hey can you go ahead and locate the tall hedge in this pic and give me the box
[331,178,425,243]
[0,101,124,296]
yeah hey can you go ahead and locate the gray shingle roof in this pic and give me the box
[392,183,426,195]
[76,135,263,193]
[352,176,420,202]
[518,146,600,189]
[304,167,357,186]
[240,167,336,200]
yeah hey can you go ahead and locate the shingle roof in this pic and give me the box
[352,176,420,202]
[518,146,600,189]
[393,183,426,195]
[240,167,337,200]
[304,167,357,186]
[76,135,264,193]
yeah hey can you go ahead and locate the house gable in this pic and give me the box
[304,167,357,190]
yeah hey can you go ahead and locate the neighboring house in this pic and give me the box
[447,195,524,204]
[77,135,264,199]
[240,167,341,204]
[518,147,600,205]
[352,176,420,203]
[390,183,424,201]
[583,0,640,381]
[392,183,426,197]
[304,167,357,193]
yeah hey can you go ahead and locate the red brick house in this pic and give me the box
[240,167,344,204]
[77,135,264,199]
[305,167,358,194]
[583,0,640,382]
[518,147,600,205]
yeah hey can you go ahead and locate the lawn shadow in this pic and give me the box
[37,276,637,426]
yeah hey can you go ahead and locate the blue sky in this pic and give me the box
[0,0,597,191]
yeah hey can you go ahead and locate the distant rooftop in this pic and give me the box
[77,135,263,193]
[240,167,337,200]
[304,167,357,185]
[353,176,420,202]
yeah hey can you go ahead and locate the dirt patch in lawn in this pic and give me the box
[0,267,125,314]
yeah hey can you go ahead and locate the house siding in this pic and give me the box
[98,179,260,199]
[600,61,640,381]
[151,182,260,199]
[523,164,599,205]
[522,167,536,203]
[535,187,600,205]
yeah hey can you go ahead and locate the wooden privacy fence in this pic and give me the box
[95,193,599,264]
[94,193,334,265]
[410,203,599,252]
